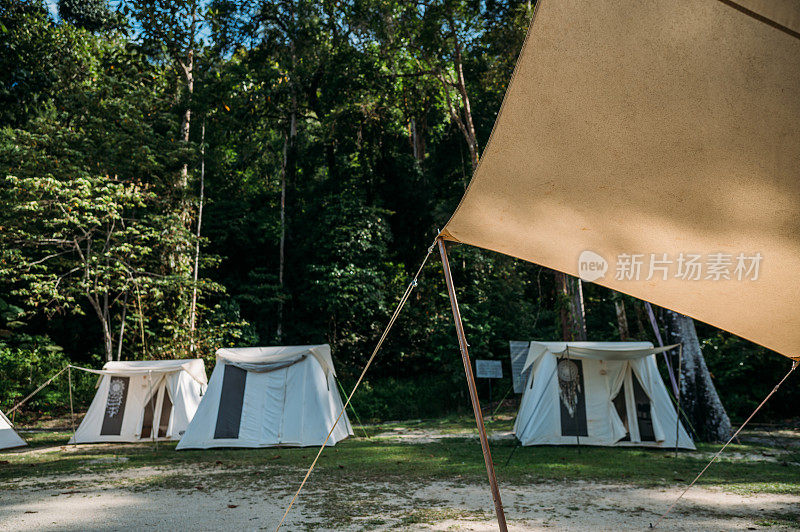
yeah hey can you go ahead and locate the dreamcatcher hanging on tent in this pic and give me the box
[105,379,126,418]
[557,358,581,416]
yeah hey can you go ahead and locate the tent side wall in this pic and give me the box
[69,369,203,444]
[166,370,205,438]
[177,355,352,450]
[0,411,26,450]
[176,363,226,449]
[515,351,694,449]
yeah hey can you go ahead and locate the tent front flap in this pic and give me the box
[216,345,336,378]
[522,341,679,372]
[440,0,800,359]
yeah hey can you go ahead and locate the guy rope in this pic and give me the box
[275,241,436,531]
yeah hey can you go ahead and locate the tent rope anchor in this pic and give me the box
[650,359,798,529]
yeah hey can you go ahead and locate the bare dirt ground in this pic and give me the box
[2,422,798,530]
[1,465,797,531]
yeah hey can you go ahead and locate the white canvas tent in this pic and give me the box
[177,345,352,449]
[69,359,207,444]
[0,410,26,450]
[514,341,694,449]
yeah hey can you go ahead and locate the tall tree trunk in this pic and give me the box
[450,22,479,169]
[434,14,480,171]
[645,301,679,397]
[555,272,571,341]
[570,277,587,341]
[189,119,205,350]
[116,293,127,361]
[277,105,297,342]
[663,309,732,442]
[277,132,288,342]
[88,295,114,362]
[101,315,113,362]
[614,299,630,340]
[447,18,479,170]
[409,117,426,162]
[179,11,196,188]
[632,300,648,338]
[555,272,587,341]
[174,10,197,336]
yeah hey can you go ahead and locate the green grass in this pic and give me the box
[754,514,800,528]
[2,416,798,498]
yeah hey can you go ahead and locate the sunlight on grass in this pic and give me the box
[2,416,798,497]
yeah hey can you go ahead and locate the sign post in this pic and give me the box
[475,360,503,415]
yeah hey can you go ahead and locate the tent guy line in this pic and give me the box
[5,365,71,417]
[275,240,436,531]
[651,359,799,529]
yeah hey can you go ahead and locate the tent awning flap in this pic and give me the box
[76,359,209,385]
[216,345,336,377]
[441,0,800,359]
[522,341,679,371]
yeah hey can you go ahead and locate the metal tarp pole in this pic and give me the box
[437,238,508,531]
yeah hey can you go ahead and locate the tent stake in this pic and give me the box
[437,238,508,532]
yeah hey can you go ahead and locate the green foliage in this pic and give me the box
[58,0,116,31]
[0,296,97,417]
[0,0,793,425]
[0,0,86,126]
[699,330,800,422]
[0,344,97,420]
[348,376,466,422]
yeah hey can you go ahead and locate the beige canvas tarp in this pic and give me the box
[441,0,800,359]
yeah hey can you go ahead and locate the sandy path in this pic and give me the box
[1,468,797,531]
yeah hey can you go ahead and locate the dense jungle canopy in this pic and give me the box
[0,0,795,424]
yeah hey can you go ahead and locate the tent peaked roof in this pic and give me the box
[441,0,800,359]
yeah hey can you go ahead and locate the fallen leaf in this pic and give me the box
[228,504,238,509]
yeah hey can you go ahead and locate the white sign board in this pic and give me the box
[475,359,503,379]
